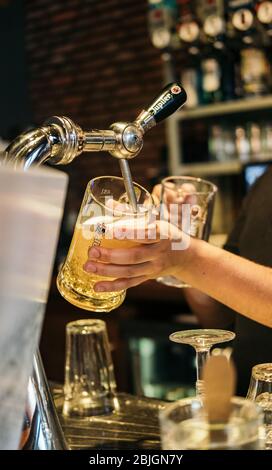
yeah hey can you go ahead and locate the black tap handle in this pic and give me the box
[146,82,187,123]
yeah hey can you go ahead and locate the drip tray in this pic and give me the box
[52,384,165,450]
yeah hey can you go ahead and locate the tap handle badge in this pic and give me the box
[146,82,187,123]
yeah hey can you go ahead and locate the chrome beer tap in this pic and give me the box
[4,83,186,450]
[5,83,186,210]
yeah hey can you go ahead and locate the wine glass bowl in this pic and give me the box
[169,329,236,397]
[170,329,236,349]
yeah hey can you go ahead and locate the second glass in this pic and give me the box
[156,175,217,288]
[57,176,153,312]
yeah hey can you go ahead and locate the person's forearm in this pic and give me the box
[176,238,272,328]
[85,224,272,328]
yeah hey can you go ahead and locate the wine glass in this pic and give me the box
[170,329,236,398]
[247,363,272,449]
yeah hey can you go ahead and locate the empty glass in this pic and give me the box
[170,329,235,398]
[247,363,272,449]
[160,396,264,450]
[57,176,154,312]
[157,175,217,288]
[63,319,117,417]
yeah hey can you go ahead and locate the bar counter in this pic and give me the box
[52,385,163,450]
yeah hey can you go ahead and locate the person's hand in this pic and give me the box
[83,219,191,292]
[152,182,197,209]
[152,182,199,231]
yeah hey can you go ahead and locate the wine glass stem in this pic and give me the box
[195,348,210,397]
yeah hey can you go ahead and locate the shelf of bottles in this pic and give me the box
[148,0,272,174]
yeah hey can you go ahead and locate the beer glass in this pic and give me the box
[63,319,117,417]
[157,176,217,288]
[160,396,264,450]
[57,176,153,312]
[247,363,272,449]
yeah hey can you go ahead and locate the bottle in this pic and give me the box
[240,46,270,96]
[196,0,236,103]
[255,1,272,39]
[262,122,272,159]
[177,0,201,55]
[235,125,251,162]
[148,0,179,50]
[209,124,226,161]
[197,0,226,49]
[209,123,236,161]
[255,0,272,91]
[181,67,200,108]
[248,122,262,159]
[226,0,271,96]
[201,56,224,104]
[223,125,237,159]
[177,0,202,107]
[227,0,256,45]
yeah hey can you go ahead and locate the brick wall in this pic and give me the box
[24,0,167,212]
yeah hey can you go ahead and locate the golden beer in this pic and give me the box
[57,176,153,312]
[57,221,138,311]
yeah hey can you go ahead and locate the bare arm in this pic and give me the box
[178,238,272,328]
[84,225,272,328]
[152,183,237,328]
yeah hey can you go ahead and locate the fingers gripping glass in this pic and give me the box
[57,176,154,312]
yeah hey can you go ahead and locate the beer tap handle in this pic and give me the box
[5,84,187,213]
[109,83,187,212]
[136,82,187,133]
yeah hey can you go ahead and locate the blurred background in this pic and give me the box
[1,0,272,400]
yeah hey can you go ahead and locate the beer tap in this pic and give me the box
[5,83,186,210]
[3,83,186,450]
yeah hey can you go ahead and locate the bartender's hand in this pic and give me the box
[83,220,191,292]
[152,182,197,206]
[152,182,198,227]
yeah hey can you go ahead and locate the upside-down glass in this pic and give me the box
[170,329,236,398]
[57,176,154,312]
[63,319,118,417]
[247,363,272,449]
[159,396,264,450]
[157,176,217,288]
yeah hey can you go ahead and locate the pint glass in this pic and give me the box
[57,176,153,312]
[157,175,217,288]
